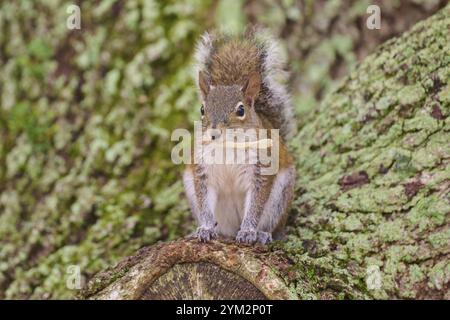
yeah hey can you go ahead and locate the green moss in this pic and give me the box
[397,84,425,106]
[281,5,450,299]
[428,261,450,291]
[0,0,214,299]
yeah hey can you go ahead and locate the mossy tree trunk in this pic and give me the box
[82,6,450,300]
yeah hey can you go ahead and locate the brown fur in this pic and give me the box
[209,39,261,86]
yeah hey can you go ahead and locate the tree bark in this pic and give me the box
[82,5,450,300]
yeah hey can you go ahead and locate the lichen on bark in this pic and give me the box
[283,5,450,299]
[0,0,214,299]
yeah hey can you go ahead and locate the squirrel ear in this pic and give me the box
[242,72,261,104]
[198,71,211,99]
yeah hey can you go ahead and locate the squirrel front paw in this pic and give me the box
[195,226,217,242]
[257,231,273,244]
[236,229,258,244]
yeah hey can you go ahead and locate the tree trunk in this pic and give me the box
[82,5,450,300]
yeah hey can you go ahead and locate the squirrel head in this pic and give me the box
[198,71,262,140]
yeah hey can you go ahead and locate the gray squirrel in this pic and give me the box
[183,29,296,244]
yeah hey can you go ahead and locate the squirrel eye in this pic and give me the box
[201,105,205,116]
[236,104,245,117]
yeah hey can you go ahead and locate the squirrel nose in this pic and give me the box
[210,129,221,141]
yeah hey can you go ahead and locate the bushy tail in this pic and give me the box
[194,28,295,140]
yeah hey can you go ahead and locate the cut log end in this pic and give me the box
[81,238,298,300]
[141,262,266,300]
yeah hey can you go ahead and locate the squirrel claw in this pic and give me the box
[236,229,258,244]
[196,227,217,242]
[257,231,273,244]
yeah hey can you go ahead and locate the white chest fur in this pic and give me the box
[205,163,253,237]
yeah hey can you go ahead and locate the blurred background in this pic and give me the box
[0,0,447,299]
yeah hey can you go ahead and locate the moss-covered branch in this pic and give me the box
[283,4,450,299]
